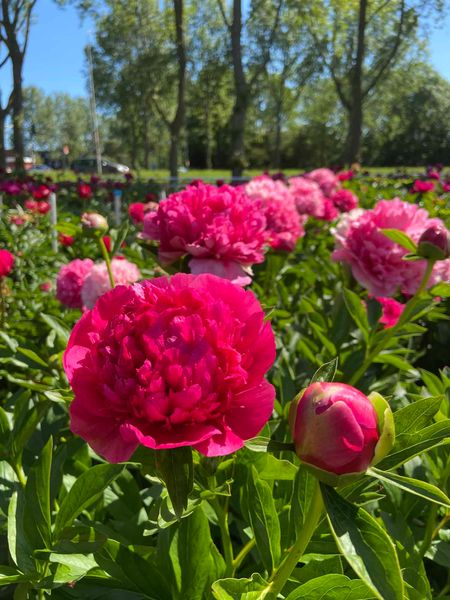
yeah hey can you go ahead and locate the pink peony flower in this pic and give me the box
[322,198,339,222]
[59,234,75,247]
[442,182,450,193]
[330,189,359,212]
[333,198,450,296]
[375,297,405,329]
[411,180,435,194]
[289,177,326,219]
[128,202,157,225]
[143,183,269,285]
[305,168,340,196]
[0,249,14,277]
[64,273,276,462]
[245,176,305,251]
[25,199,38,212]
[337,170,354,181]
[31,184,51,200]
[77,183,92,200]
[10,214,27,226]
[427,171,440,180]
[37,201,50,214]
[40,281,52,292]
[56,259,94,309]
[289,382,381,476]
[2,181,22,196]
[81,258,141,310]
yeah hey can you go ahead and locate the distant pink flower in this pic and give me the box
[64,273,276,462]
[375,297,405,328]
[59,234,75,247]
[2,181,22,196]
[322,198,339,221]
[411,180,435,194]
[37,201,50,214]
[333,198,450,296]
[40,282,52,292]
[442,182,450,193]
[25,199,38,212]
[143,183,269,285]
[56,259,94,309]
[289,177,326,218]
[245,176,305,251]
[0,249,14,277]
[331,189,359,212]
[305,168,339,196]
[31,184,51,200]
[77,183,92,200]
[10,215,27,226]
[338,170,354,181]
[81,257,141,309]
[427,171,440,180]
[128,202,157,225]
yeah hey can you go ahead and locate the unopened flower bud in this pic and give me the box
[289,382,394,486]
[417,225,449,260]
[81,212,108,235]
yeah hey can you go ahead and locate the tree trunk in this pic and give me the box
[205,94,213,170]
[0,110,6,171]
[11,51,24,170]
[343,0,367,165]
[168,0,186,181]
[230,0,248,179]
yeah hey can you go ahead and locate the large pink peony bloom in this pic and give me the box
[330,189,359,212]
[64,273,276,461]
[333,198,450,296]
[81,258,141,310]
[305,168,340,196]
[56,259,94,309]
[245,176,305,251]
[289,177,326,218]
[142,183,269,285]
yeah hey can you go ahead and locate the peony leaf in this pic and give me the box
[368,468,450,508]
[285,574,374,599]
[380,229,417,252]
[155,446,193,520]
[343,289,369,343]
[212,573,268,599]
[310,357,339,384]
[321,484,404,600]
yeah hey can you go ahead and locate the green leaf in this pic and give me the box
[24,436,53,549]
[41,313,70,345]
[0,566,28,587]
[212,573,268,599]
[378,420,450,470]
[285,574,375,600]
[248,453,298,481]
[7,491,36,575]
[343,289,369,342]
[244,437,295,453]
[380,229,417,252]
[54,464,124,538]
[245,467,281,573]
[112,222,129,256]
[425,540,450,568]
[16,347,48,369]
[429,282,450,298]
[289,466,317,543]
[155,447,193,519]
[310,357,338,384]
[321,484,404,600]
[369,468,450,508]
[393,396,443,435]
[419,370,445,396]
[95,539,168,599]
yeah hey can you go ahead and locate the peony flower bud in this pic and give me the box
[81,212,108,235]
[417,224,449,260]
[289,382,394,486]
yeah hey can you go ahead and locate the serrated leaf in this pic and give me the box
[54,464,124,538]
[321,484,404,600]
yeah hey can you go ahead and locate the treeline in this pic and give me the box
[3,0,450,174]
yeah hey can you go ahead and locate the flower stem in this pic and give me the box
[419,453,450,559]
[258,479,323,599]
[232,537,256,574]
[211,496,234,576]
[348,259,436,386]
[98,236,115,288]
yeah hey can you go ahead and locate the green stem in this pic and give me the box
[258,480,323,600]
[349,259,436,386]
[0,279,5,328]
[209,489,234,577]
[98,237,115,288]
[13,462,27,487]
[232,538,256,574]
[419,453,450,559]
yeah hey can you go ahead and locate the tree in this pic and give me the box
[0,0,36,168]
[0,38,13,170]
[306,0,424,164]
[216,0,283,177]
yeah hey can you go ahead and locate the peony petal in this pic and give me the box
[225,380,275,440]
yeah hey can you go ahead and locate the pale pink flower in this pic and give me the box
[305,168,340,196]
[245,176,305,251]
[289,177,326,218]
[333,198,450,296]
[81,258,141,310]
[56,259,94,309]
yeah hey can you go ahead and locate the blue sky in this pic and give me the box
[1,0,449,99]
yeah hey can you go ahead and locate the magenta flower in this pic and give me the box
[376,297,405,328]
[56,259,94,309]
[332,199,450,296]
[411,180,435,194]
[0,249,14,277]
[289,382,391,478]
[64,273,276,462]
[81,258,141,309]
[245,176,305,251]
[143,183,269,285]
[330,189,359,213]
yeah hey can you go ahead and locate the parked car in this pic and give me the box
[71,157,130,175]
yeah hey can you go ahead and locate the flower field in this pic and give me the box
[0,168,450,599]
